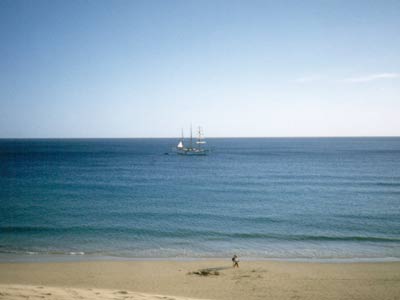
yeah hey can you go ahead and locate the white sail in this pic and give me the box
[177,141,184,149]
[196,127,206,144]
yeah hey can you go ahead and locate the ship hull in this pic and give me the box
[177,148,208,156]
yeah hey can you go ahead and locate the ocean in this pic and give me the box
[0,138,399,262]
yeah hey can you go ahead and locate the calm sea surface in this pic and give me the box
[0,138,399,261]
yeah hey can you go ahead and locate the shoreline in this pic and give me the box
[1,253,400,264]
[1,260,399,300]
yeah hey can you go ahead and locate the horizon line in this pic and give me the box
[1,135,400,139]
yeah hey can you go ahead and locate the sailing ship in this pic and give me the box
[176,126,209,155]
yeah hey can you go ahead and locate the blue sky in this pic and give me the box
[1,0,399,137]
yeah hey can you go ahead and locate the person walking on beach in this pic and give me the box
[232,254,239,268]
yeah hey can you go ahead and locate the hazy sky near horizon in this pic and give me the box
[1,0,399,138]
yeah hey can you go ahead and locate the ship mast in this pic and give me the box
[190,124,193,149]
[197,127,202,149]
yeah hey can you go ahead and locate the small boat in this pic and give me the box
[176,126,209,156]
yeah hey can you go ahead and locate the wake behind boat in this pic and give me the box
[176,126,209,155]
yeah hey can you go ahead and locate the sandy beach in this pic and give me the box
[0,260,399,300]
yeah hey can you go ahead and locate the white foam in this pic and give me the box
[69,252,85,255]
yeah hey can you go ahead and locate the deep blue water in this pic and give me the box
[0,138,399,261]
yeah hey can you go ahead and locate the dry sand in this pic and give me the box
[0,260,399,300]
[0,284,208,300]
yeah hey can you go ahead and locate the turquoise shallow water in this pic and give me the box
[0,138,399,261]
